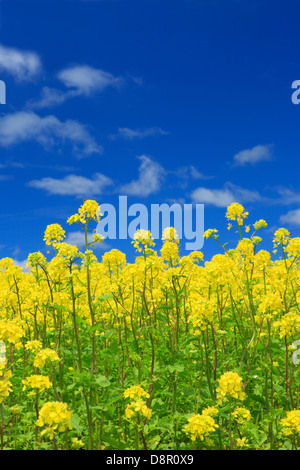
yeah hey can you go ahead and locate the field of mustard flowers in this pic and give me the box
[0,200,300,450]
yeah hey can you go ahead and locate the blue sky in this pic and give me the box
[0,0,300,266]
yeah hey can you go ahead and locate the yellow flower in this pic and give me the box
[0,365,12,403]
[36,401,72,439]
[102,249,127,271]
[93,230,105,243]
[232,407,251,423]
[273,228,290,248]
[188,297,216,332]
[236,437,249,448]
[57,242,80,261]
[125,399,152,420]
[202,406,219,417]
[216,371,245,404]
[132,230,155,253]
[71,437,85,449]
[188,251,204,262]
[124,385,152,420]
[22,374,52,392]
[123,384,150,400]
[225,203,249,226]
[236,238,254,260]
[183,412,218,441]
[27,252,47,269]
[161,227,179,243]
[43,224,66,248]
[25,340,43,354]
[33,348,60,369]
[203,229,218,239]
[253,219,267,231]
[80,200,102,221]
[252,236,262,245]
[281,409,300,436]
[273,311,300,339]
[286,237,300,259]
[160,241,180,264]
[125,404,135,419]
[0,319,25,345]
[68,200,102,225]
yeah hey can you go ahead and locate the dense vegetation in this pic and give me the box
[0,200,300,450]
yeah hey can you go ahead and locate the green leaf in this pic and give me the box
[98,294,114,301]
[95,374,110,388]
[167,363,184,374]
[70,413,84,433]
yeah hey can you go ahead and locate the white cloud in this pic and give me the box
[191,182,262,207]
[174,165,212,182]
[274,187,300,205]
[13,259,29,272]
[28,173,114,197]
[227,182,263,203]
[119,155,166,197]
[0,44,42,81]
[65,230,110,250]
[28,87,74,109]
[65,230,93,248]
[280,209,300,226]
[0,111,102,157]
[29,65,123,109]
[110,127,169,140]
[233,144,273,166]
[57,65,122,95]
[0,175,12,181]
[191,187,235,207]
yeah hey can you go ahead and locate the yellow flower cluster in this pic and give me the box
[36,401,72,439]
[273,311,300,339]
[124,385,152,420]
[236,437,249,448]
[57,242,80,262]
[123,385,150,400]
[0,319,24,348]
[132,229,156,253]
[22,374,52,392]
[216,371,245,404]
[183,410,219,441]
[273,228,291,249]
[125,399,152,420]
[102,249,127,272]
[236,238,255,261]
[161,227,179,243]
[25,340,43,354]
[0,364,12,403]
[33,348,60,369]
[160,241,180,264]
[67,199,101,225]
[253,219,267,231]
[286,237,300,258]
[231,407,251,423]
[202,406,219,417]
[203,228,218,239]
[281,410,300,436]
[188,297,216,333]
[0,199,299,449]
[43,224,66,248]
[225,202,249,226]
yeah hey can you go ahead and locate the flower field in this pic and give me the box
[1,200,300,450]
